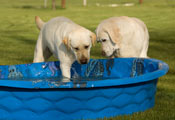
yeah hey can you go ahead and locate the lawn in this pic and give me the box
[0,0,175,119]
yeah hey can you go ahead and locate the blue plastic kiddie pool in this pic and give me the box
[0,58,168,120]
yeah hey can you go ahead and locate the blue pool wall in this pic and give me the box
[0,79,157,120]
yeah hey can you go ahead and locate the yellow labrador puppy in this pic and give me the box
[33,16,96,80]
[96,16,149,58]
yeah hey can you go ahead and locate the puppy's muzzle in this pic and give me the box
[109,49,120,58]
[80,58,88,64]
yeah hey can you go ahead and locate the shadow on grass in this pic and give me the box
[13,5,67,10]
[1,30,36,45]
[13,5,42,9]
[0,49,33,65]
[9,35,36,45]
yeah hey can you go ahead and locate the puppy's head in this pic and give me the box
[63,28,96,64]
[96,21,121,58]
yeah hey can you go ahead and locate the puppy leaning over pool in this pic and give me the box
[96,16,149,58]
[33,16,96,81]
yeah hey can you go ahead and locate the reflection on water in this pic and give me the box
[7,76,119,88]
[10,76,109,82]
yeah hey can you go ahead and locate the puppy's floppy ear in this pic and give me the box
[63,37,71,50]
[105,25,121,45]
[90,32,96,46]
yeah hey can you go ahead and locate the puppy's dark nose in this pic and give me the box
[102,51,106,56]
[80,58,88,64]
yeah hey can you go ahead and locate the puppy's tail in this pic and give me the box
[35,16,45,30]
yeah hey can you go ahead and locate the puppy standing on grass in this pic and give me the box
[96,16,149,58]
[33,16,96,81]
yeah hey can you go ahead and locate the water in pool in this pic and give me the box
[8,75,119,88]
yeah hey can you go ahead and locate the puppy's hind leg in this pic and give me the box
[33,33,45,63]
[140,27,149,58]
[43,47,52,61]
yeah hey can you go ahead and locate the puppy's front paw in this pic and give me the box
[62,77,70,82]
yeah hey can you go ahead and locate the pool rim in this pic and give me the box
[0,58,169,89]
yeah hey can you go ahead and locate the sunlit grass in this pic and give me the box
[0,0,175,119]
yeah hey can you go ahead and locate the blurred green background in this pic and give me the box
[0,0,175,119]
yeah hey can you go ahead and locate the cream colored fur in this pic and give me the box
[96,16,149,58]
[33,16,96,81]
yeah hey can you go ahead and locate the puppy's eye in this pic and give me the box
[84,45,89,49]
[102,39,107,42]
[74,47,79,51]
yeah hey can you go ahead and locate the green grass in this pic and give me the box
[0,0,175,119]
